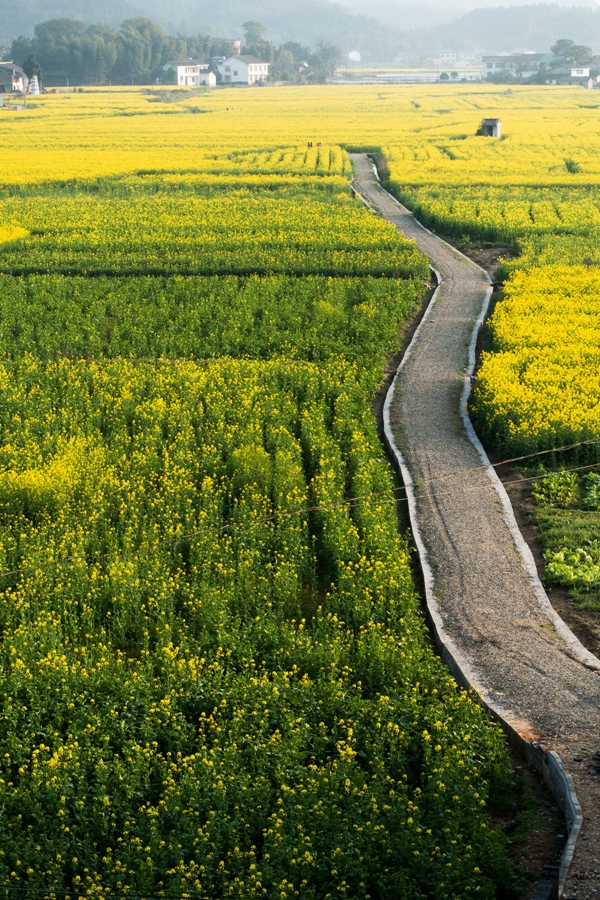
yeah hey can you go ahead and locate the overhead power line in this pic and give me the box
[0,436,599,582]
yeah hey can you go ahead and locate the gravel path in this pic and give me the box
[351,154,600,899]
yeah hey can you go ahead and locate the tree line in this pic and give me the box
[8,17,342,86]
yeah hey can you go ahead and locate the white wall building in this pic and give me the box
[0,62,27,93]
[483,52,552,79]
[165,59,216,87]
[432,50,484,68]
[217,56,270,85]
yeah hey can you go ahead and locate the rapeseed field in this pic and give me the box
[0,89,526,897]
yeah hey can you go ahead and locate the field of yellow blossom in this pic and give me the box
[0,88,523,898]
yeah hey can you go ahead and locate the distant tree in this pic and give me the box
[440,71,450,81]
[489,68,516,84]
[450,70,458,80]
[114,18,167,83]
[35,17,85,45]
[243,21,266,46]
[551,38,592,67]
[282,41,312,64]
[162,66,177,85]
[80,23,118,83]
[528,62,548,84]
[310,40,342,82]
[277,49,294,67]
[271,47,295,80]
[211,38,239,58]
[23,54,42,82]
[15,19,87,84]
[509,54,533,82]
[10,35,34,67]
[180,33,215,62]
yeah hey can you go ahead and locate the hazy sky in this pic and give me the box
[343,0,600,9]
[337,0,600,35]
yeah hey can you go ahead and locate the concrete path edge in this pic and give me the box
[366,185,587,894]
[374,174,600,674]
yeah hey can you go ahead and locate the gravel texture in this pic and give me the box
[350,154,600,897]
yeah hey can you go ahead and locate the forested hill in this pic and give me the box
[2,0,600,57]
[0,0,142,38]
[0,0,410,56]
[423,4,600,53]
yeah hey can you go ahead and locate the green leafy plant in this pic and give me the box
[532,471,578,508]
[581,472,600,510]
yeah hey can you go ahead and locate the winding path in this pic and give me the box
[350,154,600,899]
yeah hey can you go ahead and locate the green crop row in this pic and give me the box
[0,166,518,897]
[0,184,427,280]
[0,274,418,368]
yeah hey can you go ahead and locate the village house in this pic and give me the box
[217,56,270,85]
[433,49,484,67]
[0,62,27,93]
[164,59,216,87]
[544,66,599,86]
[483,52,552,79]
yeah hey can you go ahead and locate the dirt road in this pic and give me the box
[350,154,600,899]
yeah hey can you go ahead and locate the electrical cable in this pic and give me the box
[0,436,598,582]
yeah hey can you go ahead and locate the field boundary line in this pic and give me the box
[356,164,588,897]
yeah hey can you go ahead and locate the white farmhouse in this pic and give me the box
[483,52,552,80]
[0,62,28,93]
[165,59,216,87]
[544,66,595,86]
[217,56,270,85]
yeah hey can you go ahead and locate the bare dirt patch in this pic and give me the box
[493,746,567,898]
[457,243,513,281]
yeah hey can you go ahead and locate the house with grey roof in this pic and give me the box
[217,56,270,85]
[544,65,598,86]
[164,59,216,87]
[483,52,552,80]
[0,62,27,94]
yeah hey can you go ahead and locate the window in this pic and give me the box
[233,70,238,76]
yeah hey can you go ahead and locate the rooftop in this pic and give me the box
[225,55,269,65]
[0,61,25,74]
[167,59,211,68]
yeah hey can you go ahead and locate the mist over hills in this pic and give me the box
[0,0,142,38]
[0,0,410,52]
[2,0,600,57]
[331,3,463,29]
[425,4,600,51]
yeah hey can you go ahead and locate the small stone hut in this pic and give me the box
[480,117,502,137]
